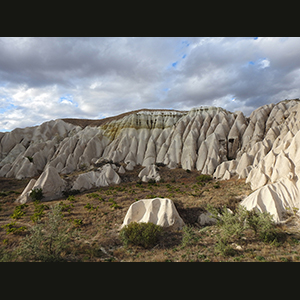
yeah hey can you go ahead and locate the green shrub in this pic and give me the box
[73,219,83,227]
[119,222,163,248]
[1,221,27,235]
[206,204,281,256]
[84,202,98,212]
[181,225,198,247]
[246,209,279,244]
[196,174,213,183]
[17,204,79,262]
[30,202,49,223]
[30,188,44,202]
[26,156,33,163]
[62,189,80,198]
[67,195,76,202]
[10,204,28,220]
[108,198,120,209]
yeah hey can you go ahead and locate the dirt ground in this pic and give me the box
[1,166,300,262]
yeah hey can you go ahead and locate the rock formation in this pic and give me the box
[3,100,300,221]
[121,198,185,230]
[17,166,66,203]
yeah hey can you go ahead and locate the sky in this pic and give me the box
[1,36,300,132]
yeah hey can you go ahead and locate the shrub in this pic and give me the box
[10,204,28,220]
[58,201,74,214]
[84,202,98,212]
[1,221,27,235]
[26,156,33,163]
[30,188,44,202]
[196,174,212,183]
[67,195,76,202]
[17,204,79,262]
[207,204,281,256]
[62,189,80,198]
[246,209,280,244]
[119,222,163,248]
[181,225,198,247]
[30,202,49,223]
[73,219,83,227]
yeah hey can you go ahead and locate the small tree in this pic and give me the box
[17,204,79,262]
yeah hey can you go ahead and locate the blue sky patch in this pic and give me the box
[58,94,78,107]
[0,103,16,114]
[172,61,178,68]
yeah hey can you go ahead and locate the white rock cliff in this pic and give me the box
[2,101,300,221]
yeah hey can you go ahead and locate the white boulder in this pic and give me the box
[138,164,160,182]
[121,198,185,230]
[16,166,66,203]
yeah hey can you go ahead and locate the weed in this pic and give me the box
[58,201,74,214]
[181,225,198,247]
[73,219,83,227]
[119,222,163,248]
[84,202,98,212]
[108,198,120,209]
[67,195,76,202]
[30,201,49,223]
[256,256,266,262]
[1,221,27,235]
[10,204,28,220]
[213,182,220,189]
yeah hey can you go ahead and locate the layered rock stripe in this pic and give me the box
[2,100,300,222]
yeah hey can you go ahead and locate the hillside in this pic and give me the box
[1,166,300,262]
[1,99,300,261]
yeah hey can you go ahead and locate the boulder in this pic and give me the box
[71,164,121,191]
[16,166,66,203]
[197,212,217,226]
[16,179,37,204]
[121,198,185,230]
[138,164,160,182]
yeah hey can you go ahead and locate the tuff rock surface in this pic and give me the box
[2,101,300,221]
[121,198,185,230]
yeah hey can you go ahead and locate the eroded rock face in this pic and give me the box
[17,166,66,203]
[5,100,300,221]
[121,198,185,230]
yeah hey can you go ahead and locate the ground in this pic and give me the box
[1,165,300,262]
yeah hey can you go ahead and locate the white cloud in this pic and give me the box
[258,58,270,69]
[1,37,300,131]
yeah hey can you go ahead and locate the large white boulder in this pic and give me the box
[121,198,185,230]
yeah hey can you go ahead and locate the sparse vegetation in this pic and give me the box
[0,166,299,262]
[10,204,28,220]
[16,204,79,262]
[120,222,163,248]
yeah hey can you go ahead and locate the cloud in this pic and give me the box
[1,37,300,131]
